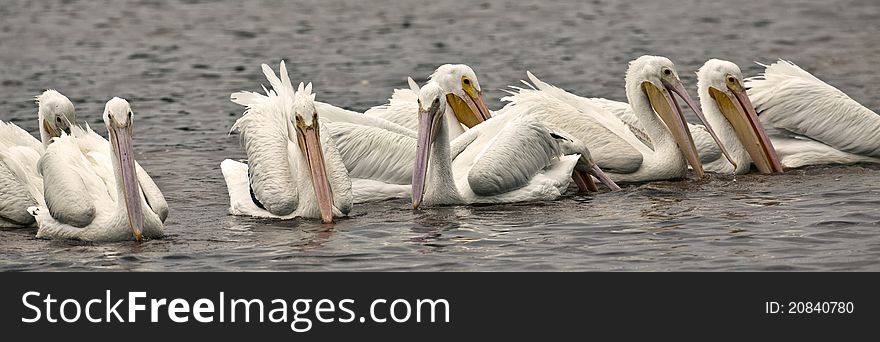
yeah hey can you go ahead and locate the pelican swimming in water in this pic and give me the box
[1,90,75,227]
[411,81,618,208]
[500,55,735,183]
[222,62,352,223]
[689,59,784,174]
[31,98,168,241]
[745,60,880,168]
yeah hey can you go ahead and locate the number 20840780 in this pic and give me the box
[765,301,854,314]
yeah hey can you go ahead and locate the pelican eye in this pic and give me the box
[663,68,672,76]
[56,117,62,123]
[433,98,439,106]
[727,76,737,83]
[463,78,471,85]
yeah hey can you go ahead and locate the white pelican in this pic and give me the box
[500,55,735,183]
[364,64,492,140]
[0,90,76,227]
[31,98,167,241]
[411,81,618,208]
[222,62,352,223]
[746,60,880,168]
[225,63,415,204]
[690,59,784,174]
[593,60,785,174]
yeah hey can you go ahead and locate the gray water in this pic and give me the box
[1,0,879,271]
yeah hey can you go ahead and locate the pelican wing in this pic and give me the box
[0,122,46,225]
[318,124,354,215]
[588,97,654,149]
[363,88,420,131]
[746,60,880,157]
[324,121,416,185]
[315,101,416,138]
[39,135,98,228]
[464,115,563,196]
[500,72,646,174]
[136,164,168,222]
[231,102,299,216]
[0,121,43,153]
[769,132,879,168]
[0,159,37,226]
[571,95,722,164]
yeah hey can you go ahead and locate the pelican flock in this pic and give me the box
[2,52,876,242]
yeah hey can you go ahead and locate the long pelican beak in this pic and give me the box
[108,123,144,241]
[709,85,784,173]
[586,160,621,191]
[573,159,621,192]
[446,89,491,128]
[412,101,443,209]
[43,119,60,137]
[663,78,739,172]
[642,80,707,178]
[295,122,335,224]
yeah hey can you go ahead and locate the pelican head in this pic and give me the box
[290,83,335,224]
[627,55,736,178]
[429,64,491,128]
[698,59,784,174]
[103,97,144,241]
[411,82,447,209]
[37,90,76,141]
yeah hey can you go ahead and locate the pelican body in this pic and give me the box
[411,82,618,209]
[32,98,168,241]
[1,90,76,227]
[222,62,352,223]
[501,56,735,183]
[746,60,880,168]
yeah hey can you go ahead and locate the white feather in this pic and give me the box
[747,60,880,163]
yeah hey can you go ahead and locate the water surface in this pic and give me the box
[1,0,879,271]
